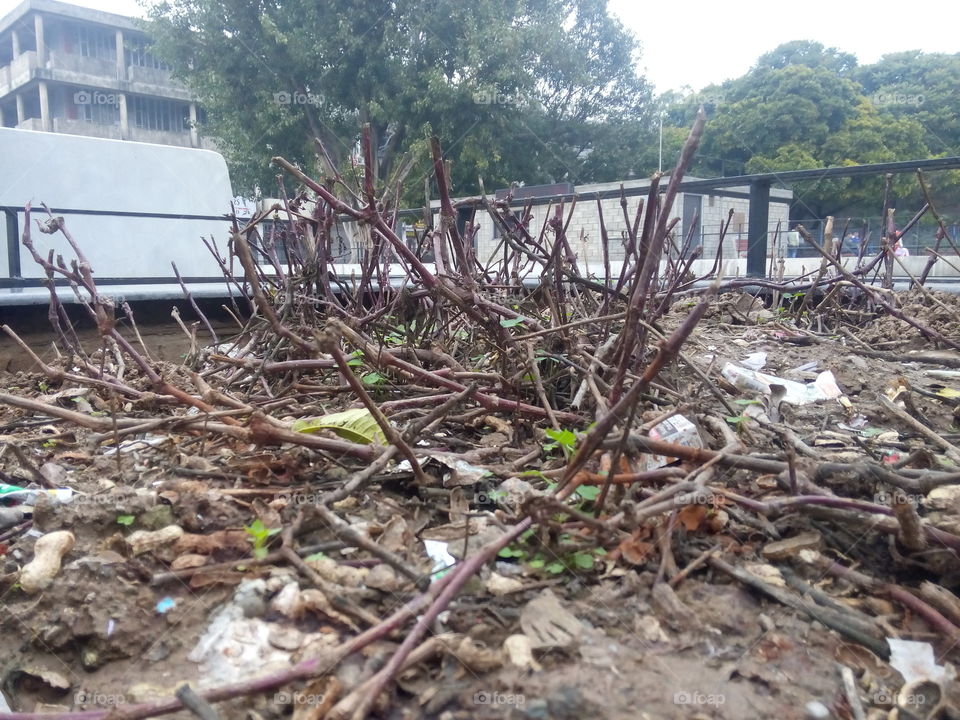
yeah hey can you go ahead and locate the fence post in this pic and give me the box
[5,209,20,279]
[747,180,771,277]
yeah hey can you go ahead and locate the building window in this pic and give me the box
[125,39,169,71]
[72,24,116,61]
[78,100,119,125]
[130,96,188,132]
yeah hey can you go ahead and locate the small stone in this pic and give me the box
[270,582,303,618]
[365,563,401,592]
[485,572,524,596]
[804,700,830,719]
[80,648,100,670]
[145,641,171,663]
[233,578,268,618]
[268,626,304,651]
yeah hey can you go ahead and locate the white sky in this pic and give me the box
[3,0,959,94]
[609,0,960,93]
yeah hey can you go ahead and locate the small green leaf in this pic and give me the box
[546,562,565,574]
[544,428,577,451]
[245,518,268,539]
[575,486,601,502]
[572,552,595,569]
[528,557,545,569]
[733,399,762,406]
[362,372,386,386]
[116,515,135,526]
[292,408,388,444]
[499,316,525,328]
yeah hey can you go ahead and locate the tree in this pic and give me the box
[856,51,960,156]
[753,40,857,76]
[654,42,960,219]
[145,0,655,197]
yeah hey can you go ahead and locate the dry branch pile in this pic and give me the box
[2,114,960,719]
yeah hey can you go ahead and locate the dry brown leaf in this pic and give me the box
[170,553,209,571]
[441,635,503,672]
[300,589,359,631]
[519,589,585,649]
[174,529,251,556]
[677,504,707,532]
[618,538,655,566]
[378,515,410,553]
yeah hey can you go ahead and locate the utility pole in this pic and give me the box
[658,115,663,173]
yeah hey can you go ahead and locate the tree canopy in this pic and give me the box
[658,41,960,219]
[145,0,655,198]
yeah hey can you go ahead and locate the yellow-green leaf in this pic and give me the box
[292,408,387,444]
[936,387,960,399]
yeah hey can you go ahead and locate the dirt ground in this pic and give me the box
[2,288,960,720]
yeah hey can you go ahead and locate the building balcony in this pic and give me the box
[128,125,191,147]
[47,51,119,82]
[16,117,43,131]
[52,116,122,139]
[127,65,174,87]
[0,51,38,98]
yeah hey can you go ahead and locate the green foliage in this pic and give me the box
[292,408,387,444]
[244,518,281,559]
[146,0,655,196]
[657,40,960,218]
[497,535,605,575]
[543,428,577,457]
[116,515,135,527]
[361,372,387,387]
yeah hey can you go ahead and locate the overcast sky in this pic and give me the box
[609,0,960,93]
[3,0,958,94]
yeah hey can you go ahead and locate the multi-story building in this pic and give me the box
[0,0,207,148]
